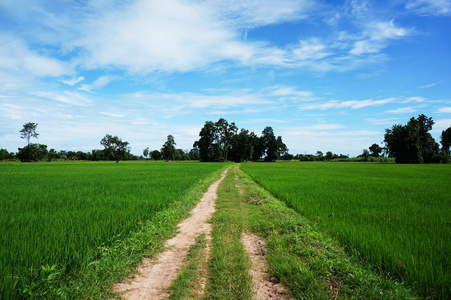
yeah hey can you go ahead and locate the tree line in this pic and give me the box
[3,115,450,163]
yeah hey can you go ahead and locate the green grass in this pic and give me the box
[167,233,209,300]
[0,161,228,299]
[205,167,253,300]
[236,165,418,299]
[240,162,450,299]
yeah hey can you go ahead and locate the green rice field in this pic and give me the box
[240,162,451,299]
[0,161,227,299]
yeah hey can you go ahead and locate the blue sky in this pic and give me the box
[1,0,450,157]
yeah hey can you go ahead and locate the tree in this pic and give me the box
[384,115,441,163]
[276,136,288,158]
[20,122,39,146]
[325,151,334,160]
[161,135,176,161]
[361,149,370,161]
[215,118,237,161]
[143,147,150,159]
[441,127,451,156]
[0,149,14,160]
[150,150,161,160]
[100,134,130,163]
[261,126,278,162]
[369,143,382,157]
[17,144,48,162]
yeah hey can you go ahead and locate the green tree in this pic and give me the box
[161,135,176,161]
[143,147,150,159]
[441,127,451,156]
[150,150,161,160]
[276,136,288,158]
[17,144,48,162]
[384,115,441,163]
[0,149,13,160]
[215,118,237,161]
[20,122,39,146]
[361,149,370,161]
[369,143,382,157]
[100,134,130,163]
[261,126,278,162]
[325,151,334,160]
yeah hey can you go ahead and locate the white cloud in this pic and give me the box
[419,81,444,88]
[33,91,92,106]
[0,35,71,77]
[79,76,113,92]
[402,96,426,103]
[207,0,317,28]
[405,0,451,16]
[99,112,124,118]
[433,119,451,131]
[436,107,451,113]
[61,76,85,86]
[385,106,418,114]
[291,38,332,61]
[350,20,411,56]
[299,98,396,110]
[127,91,273,109]
[366,118,400,125]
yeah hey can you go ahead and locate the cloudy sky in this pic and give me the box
[1,0,450,157]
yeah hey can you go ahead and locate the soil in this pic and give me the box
[114,169,228,299]
[114,168,290,299]
[241,232,292,300]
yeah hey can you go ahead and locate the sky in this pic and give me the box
[1,0,451,157]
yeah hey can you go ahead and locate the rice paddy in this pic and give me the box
[0,161,227,299]
[240,162,451,299]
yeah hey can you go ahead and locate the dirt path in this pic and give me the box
[114,169,228,299]
[242,232,292,300]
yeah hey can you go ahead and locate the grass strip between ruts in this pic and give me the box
[166,233,209,300]
[205,166,254,300]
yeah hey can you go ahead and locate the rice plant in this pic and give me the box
[0,161,226,299]
[241,162,451,299]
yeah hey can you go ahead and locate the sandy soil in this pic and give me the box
[114,169,228,299]
[241,232,292,300]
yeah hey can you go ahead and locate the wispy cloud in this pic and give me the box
[349,20,411,56]
[405,0,451,16]
[385,106,418,114]
[366,117,400,125]
[61,76,85,86]
[0,34,71,77]
[419,80,444,88]
[299,98,396,110]
[436,107,451,113]
[33,91,92,106]
[79,76,114,93]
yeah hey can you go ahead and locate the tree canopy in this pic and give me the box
[384,114,443,163]
[161,135,177,161]
[20,122,39,146]
[194,118,287,162]
[100,134,130,163]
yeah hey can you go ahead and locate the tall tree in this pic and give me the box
[195,121,216,162]
[20,122,39,146]
[441,127,451,156]
[384,115,440,163]
[276,136,288,158]
[143,147,150,159]
[261,126,278,162]
[161,135,176,161]
[214,118,237,161]
[100,134,130,163]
